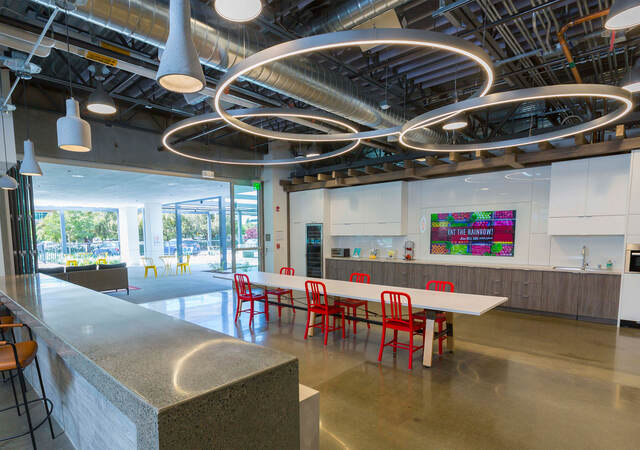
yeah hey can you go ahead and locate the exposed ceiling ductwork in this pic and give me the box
[306,0,413,35]
[28,0,444,143]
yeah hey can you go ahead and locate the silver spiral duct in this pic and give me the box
[30,0,444,142]
[307,0,413,35]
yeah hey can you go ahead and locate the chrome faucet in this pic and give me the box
[581,245,589,270]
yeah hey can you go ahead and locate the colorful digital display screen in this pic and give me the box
[430,210,516,257]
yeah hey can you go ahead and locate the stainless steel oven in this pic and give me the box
[625,244,640,273]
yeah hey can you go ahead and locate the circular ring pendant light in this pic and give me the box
[162,108,361,166]
[213,29,495,143]
[399,84,633,153]
[605,0,640,30]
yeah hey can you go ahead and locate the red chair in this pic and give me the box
[335,273,371,334]
[234,273,269,326]
[425,280,454,355]
[377,291,426,369]
[304,280,345,345]
[265,267,295,318]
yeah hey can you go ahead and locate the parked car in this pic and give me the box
[164,239,201,255]
[92,241,120,256]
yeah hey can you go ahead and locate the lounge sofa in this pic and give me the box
[39,263,129,294]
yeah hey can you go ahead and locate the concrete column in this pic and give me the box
[262,142,290,273]
[143,203,164,261]
[0,70,17,276]
[118,207,140,265]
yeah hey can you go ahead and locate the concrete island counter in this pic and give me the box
[0,274,299,449]
[325,257,621,323]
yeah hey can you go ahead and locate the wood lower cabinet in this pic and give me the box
[578,274,620,321]
[509,270,543,310]
[540,271,582,316]
[324,259,620,322]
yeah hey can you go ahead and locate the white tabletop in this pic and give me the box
[213,271,507,316]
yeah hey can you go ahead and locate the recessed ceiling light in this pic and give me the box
[442,116,468,131]
[480,187,489,191]
[72,174,84,178]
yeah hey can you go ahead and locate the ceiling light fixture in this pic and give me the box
[20,140,42,176]
[442,116,468,130]
[58,98,92,152]
[0,174,18,190]
[622,58,640,93]
[306,143,321,157]
[87,80,117,115]
[399,84,633,153]
[58,10,91,152]
[213,29,494,143]
[605,0,640,30]
[215,0,262,22]
[19,81,42,176]
[161,108,361,166]
[156,0,206,93]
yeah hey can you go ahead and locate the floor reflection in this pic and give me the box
[140,291,640,450]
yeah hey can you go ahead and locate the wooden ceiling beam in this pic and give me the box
[364,166,383,174]
[282,137,640,192]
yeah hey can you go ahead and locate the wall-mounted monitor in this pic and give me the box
[430,210,516,256]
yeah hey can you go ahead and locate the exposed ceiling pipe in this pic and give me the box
[557,8,610,84]
[28,0,443,143]
[307,0,413,35]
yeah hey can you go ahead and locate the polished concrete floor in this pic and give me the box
[0,374,73,449]
[141,290,640,450]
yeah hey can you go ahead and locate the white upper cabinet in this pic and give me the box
[585,154,630,216]
[290,189,327,224]
[549,159,588,217]
[548,154,630,235]
[330,181,407,235]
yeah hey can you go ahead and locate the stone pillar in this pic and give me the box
[118,207,140,265]
[143,203,164,261]
[262,142,290,273]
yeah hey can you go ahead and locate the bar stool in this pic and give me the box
[424,280,453,355]
[0,322,55,449]
[234,273,269,326]
[377,290,426,369]
[265,267,295,318]
[304,280,345,346]
[334,273,371,334]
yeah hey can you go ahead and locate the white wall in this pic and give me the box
[262,142,291,273]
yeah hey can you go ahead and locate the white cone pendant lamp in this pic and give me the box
[442,115,468,130]
[20,139,42,176]
[605,0,640,30]
[215,0,262,22]
[0,174,18,190]
[156,0,206,93]
[57,98,92,152]
[622,59,640,93]
[87,80,117,115]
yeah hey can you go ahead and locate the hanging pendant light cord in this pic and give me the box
[65,5,73,98]
[1,113,9,173]
[23,82,30,139]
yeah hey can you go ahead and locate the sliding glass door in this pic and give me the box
[232,184,263,273]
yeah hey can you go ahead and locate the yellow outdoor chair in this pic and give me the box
[66,259,78,267]
[97,253,108,265]
[141,257,158,278]
[177,254,191,275]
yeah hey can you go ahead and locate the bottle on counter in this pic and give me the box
[606,259,613,270]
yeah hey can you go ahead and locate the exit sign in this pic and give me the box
[253,182,261,190]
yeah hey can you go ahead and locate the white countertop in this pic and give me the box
[325,256,621,275]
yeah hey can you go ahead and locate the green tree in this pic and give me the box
[36,211,61,242]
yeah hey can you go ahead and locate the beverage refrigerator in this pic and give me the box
[306,224,323,278]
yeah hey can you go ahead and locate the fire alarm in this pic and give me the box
[276,243,281,249]
[276,206,280,212]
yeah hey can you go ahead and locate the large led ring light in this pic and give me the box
[162,108,361,166]
[399,84,634,153]
[213,28,495,142]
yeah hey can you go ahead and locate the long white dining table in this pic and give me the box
[213,271,508,367]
